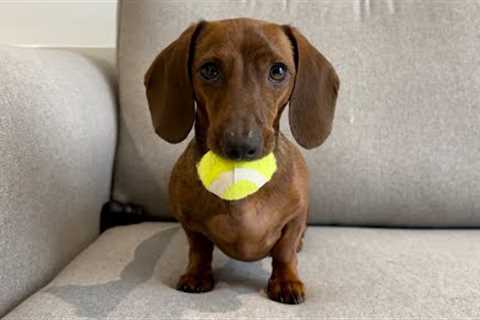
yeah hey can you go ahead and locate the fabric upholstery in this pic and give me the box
[0,46,117,316]
[5,223,480,319]
[115,0,480,226]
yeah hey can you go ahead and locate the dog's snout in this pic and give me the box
[223,130,263,161]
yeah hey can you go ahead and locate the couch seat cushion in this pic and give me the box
[5,223,480,319]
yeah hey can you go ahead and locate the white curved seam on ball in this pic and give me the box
[208,168,269,197]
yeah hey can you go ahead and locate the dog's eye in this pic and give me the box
[199,63,220,81]
[269,63,288,82]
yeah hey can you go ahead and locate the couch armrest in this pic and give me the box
[0,46,117,316]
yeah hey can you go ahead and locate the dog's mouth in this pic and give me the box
[208,141,275,162]
[204,124,277,161]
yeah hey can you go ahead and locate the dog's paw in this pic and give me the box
[267,278,305,304]
[176,272,214,293]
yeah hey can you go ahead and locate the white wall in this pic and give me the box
[0,0,117,48]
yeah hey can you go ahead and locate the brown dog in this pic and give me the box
[144,18,339,304]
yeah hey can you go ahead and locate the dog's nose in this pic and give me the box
[223,130,262,161]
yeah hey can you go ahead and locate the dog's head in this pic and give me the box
[145,18,339,160]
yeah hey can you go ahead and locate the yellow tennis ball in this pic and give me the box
[196,151,277,201]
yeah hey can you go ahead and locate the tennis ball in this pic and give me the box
[197,151,277,201]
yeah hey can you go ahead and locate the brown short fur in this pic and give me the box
[145,18,339,304]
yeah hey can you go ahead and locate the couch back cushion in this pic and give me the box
[115,0,480,226]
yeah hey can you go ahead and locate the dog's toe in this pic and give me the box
[267,278,305,304]
[176,272,214,293]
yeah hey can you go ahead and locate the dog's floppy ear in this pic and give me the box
[144,22,204,143]
[283,26,340,149]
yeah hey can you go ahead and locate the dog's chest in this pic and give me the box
[204,202,284,261]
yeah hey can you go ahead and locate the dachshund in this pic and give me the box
[144,18,339,304]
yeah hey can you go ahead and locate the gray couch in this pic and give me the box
[1,1,480,319]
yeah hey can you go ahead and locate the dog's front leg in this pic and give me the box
[267,214,306,304]
[176,227,215,293]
